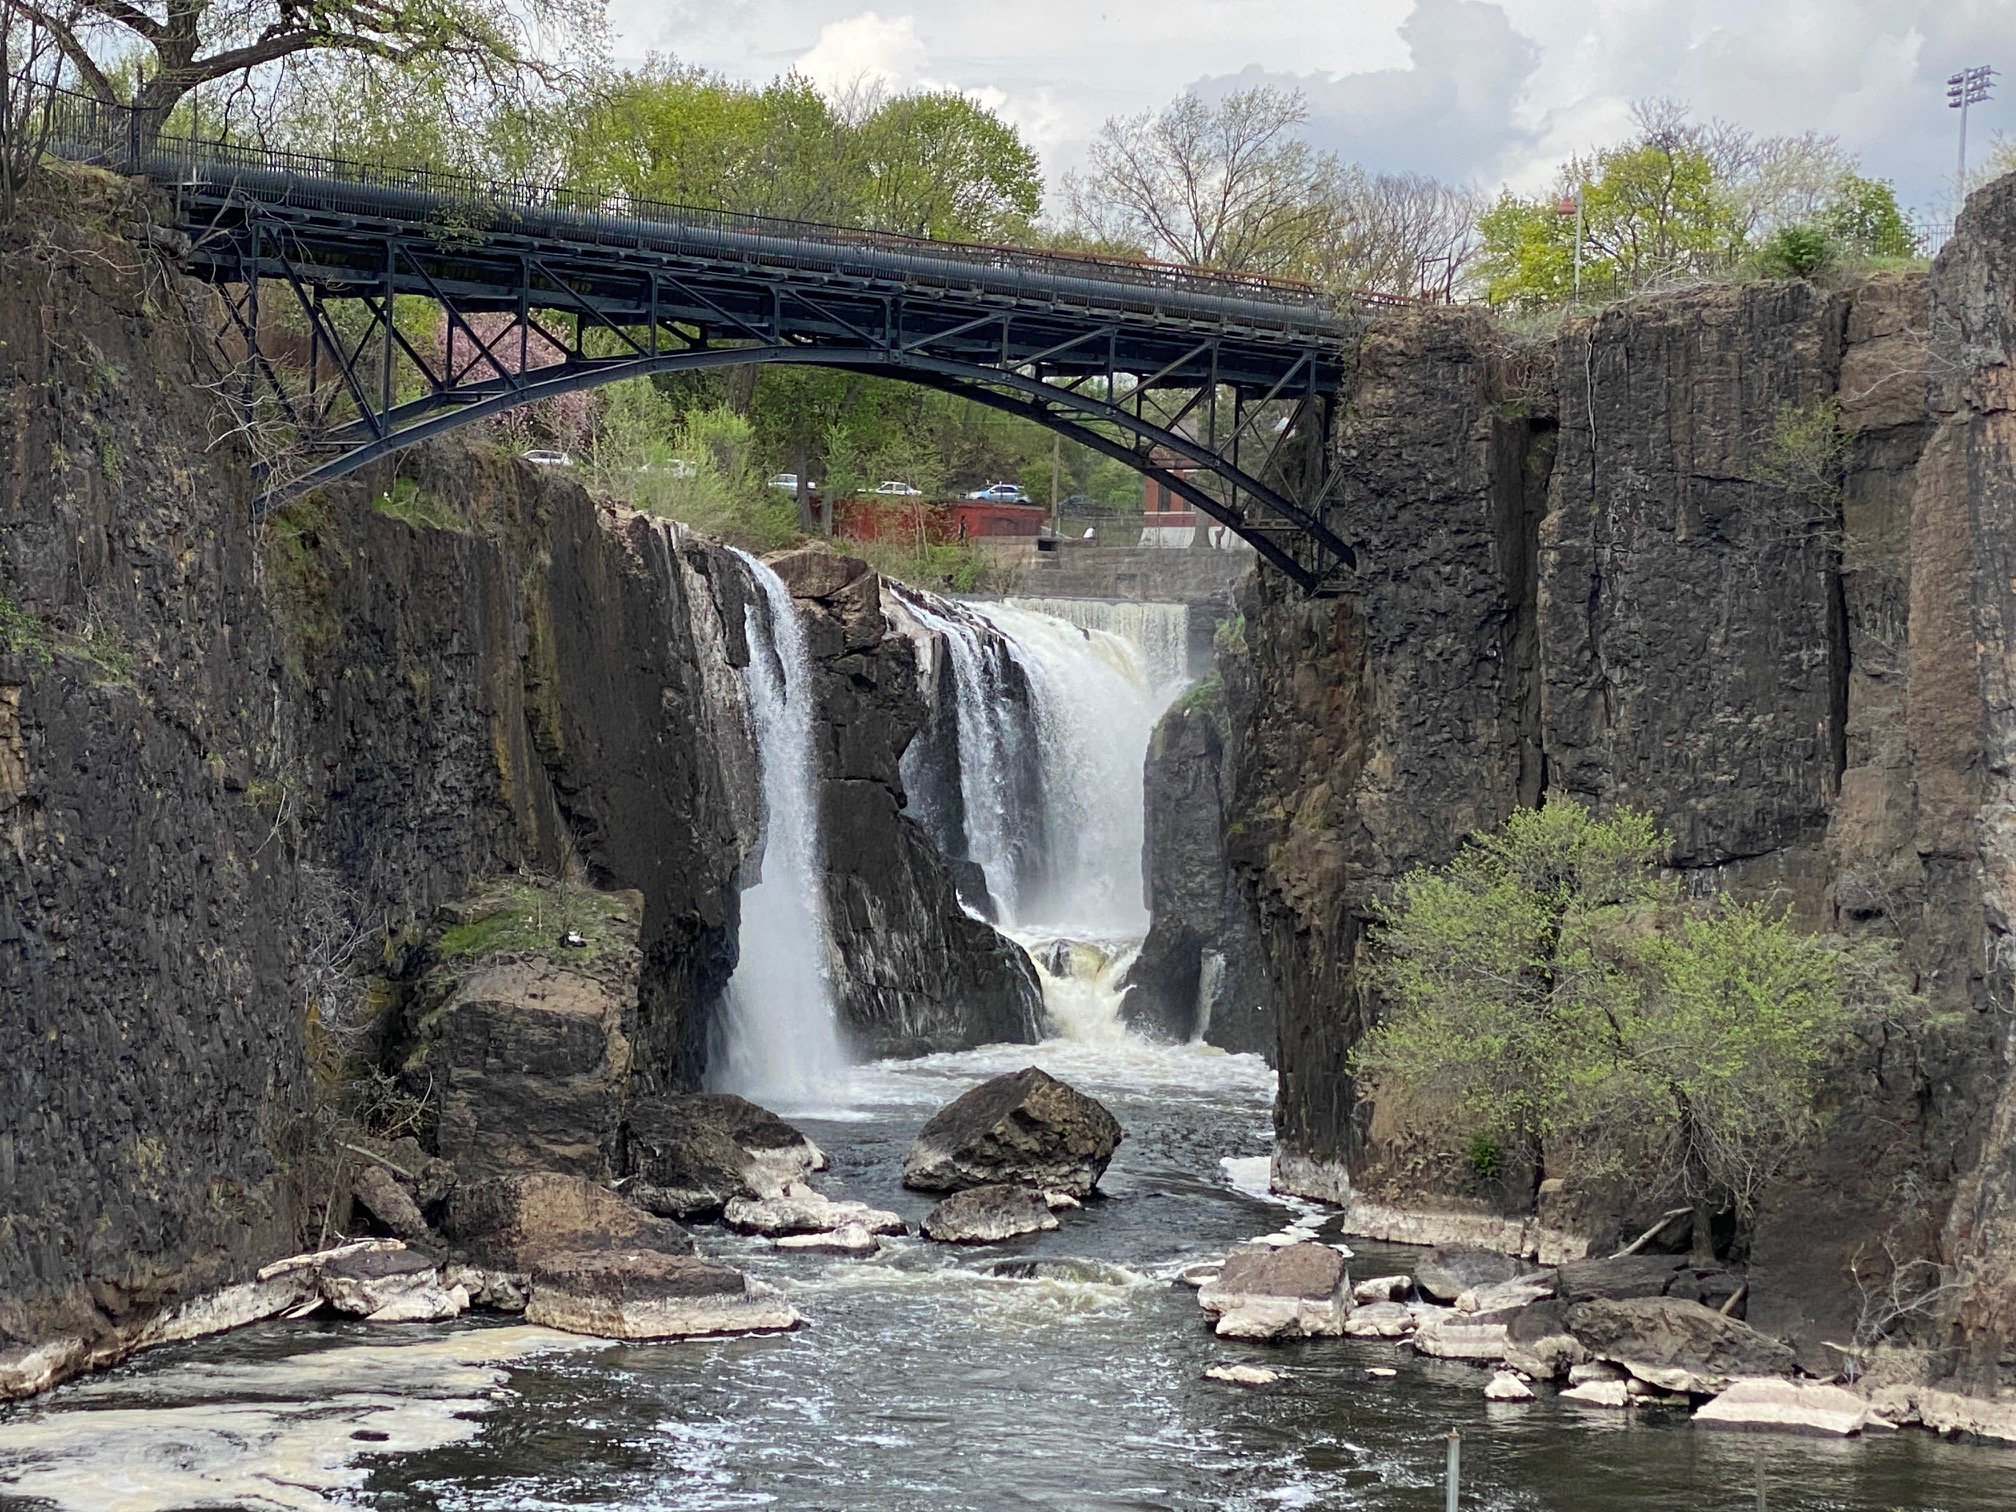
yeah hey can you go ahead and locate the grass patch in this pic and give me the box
[850,536,1023,594]
[372,476,471,534]
[0,592,52,664]
[433,875,637,966]
[261,496,342,676]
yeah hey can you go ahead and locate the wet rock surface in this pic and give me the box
[443,1172,695,1271]
[722,1185,906,1238]
[1197,1242,1350,1340]
[921,1185,1061,1243]
[901,1067,1123,1198]
[1564,1297,1797,1394]
[1415,1247,1525,1303]
[620,1091,825,1219]
[523,1250,800,1340]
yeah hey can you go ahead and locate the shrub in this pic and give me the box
[1355,801,1901,1223]
[1756,223,1836,279]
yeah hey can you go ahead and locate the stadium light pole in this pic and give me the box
[1950,64,1997,216]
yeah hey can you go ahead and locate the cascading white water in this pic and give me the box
[890,592,1032,919]
[711,551,846,1105]
[966,600,1168,938]
[1003,598,1193,698]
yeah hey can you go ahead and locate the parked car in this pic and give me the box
[523,448,572,467]
[872,480,923,495]
[642,458,697,478]
[965,482,1026,502]
[767,472,819,492]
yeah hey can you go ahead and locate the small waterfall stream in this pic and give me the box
[710,551,845,1105]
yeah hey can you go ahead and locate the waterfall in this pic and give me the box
[889,586,1193,1043]
[711,551,845,1105]
[1002,598,1193,697]
[966,601,1166,937]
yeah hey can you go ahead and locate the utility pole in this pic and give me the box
[1949,64,1997,219]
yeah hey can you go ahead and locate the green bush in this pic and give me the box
[1356,800,1903,1220]
[1756,223,1836,279]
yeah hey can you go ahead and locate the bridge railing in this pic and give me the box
[37,79,1424,314]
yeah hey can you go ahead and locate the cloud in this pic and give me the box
[1190,0,1543,183]
[794,11,929,95]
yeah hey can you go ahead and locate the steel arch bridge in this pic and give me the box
[51,92,1370,592]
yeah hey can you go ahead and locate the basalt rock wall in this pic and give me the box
[0,185,1020,1389]
[1238,177,2016,1391]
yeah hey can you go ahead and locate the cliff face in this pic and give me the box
[1234,181,2016,1387]
[772,550,1043,1058]
[0,189,1033,1383]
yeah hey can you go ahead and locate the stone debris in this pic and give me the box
[1197,1242,1350,1341]
[319,1247,453,1318]
[1176,1263,1222,1289]
[1457,1274,1556,1314]
[1353,1275,1412,1304]
[1485,1371,1536,1401]
[921,1185,1061,1243]
[1205,1364,1281,1386]
[1344,1302,1417,1338]
[1695,1378,1883,1437]
[1414,1247,1525,1304]
[901,1066,1122,1199]
[1410,1312,1510,1362]
[622,1091,828,1220]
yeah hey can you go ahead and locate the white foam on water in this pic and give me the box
[0,1327,600,1512]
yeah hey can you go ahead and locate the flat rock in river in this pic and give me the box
[524,1249,801,1339]
[1694,1377,1880,1437]
[901,1067,1122,1199]
[1197,1242,1349,1340]
[1565,1297,1796,1394]
[921,1184,1061,1243]
[723,1184,906,1238]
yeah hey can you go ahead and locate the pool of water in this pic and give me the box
[4,1037,2013,1512]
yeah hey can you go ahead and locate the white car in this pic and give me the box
[642,458,698,478]
[768,472,819,492]
[523,449,572,467]
[873,480,923,495]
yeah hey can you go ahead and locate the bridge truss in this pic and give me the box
[53,95,1367,591]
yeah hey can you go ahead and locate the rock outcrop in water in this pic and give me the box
[1232,173,2016,1396]
[902,1067,1123,1199]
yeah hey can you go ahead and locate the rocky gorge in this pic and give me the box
[5,154,2016,1508]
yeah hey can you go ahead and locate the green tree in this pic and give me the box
[850,90,1041,241]
[1824,173,1918,259]
[14,0,600,144]
[1357,801,1885,1253]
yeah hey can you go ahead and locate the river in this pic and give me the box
[3,1029,2013,1510]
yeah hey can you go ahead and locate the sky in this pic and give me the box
[602,0,2016,221]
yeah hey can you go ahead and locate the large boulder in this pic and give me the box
[1565,1297,1797,1394]
[1414,1247,1526,1303]
[1197,1242,1349,1340]
[921,1185,1060,1244]
[443,1172,694,1273]
[1504,1299,1586,1379]
[621,1092,826,1219]
[318,1247,466,1322]
[402,884,645,1183]
[901,1067,1122,1199]
[524,1250,801,1339]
